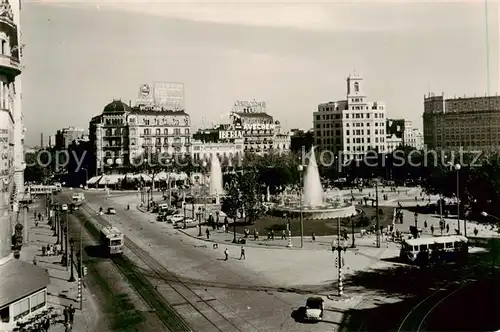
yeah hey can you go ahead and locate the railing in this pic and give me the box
[0,54,21,73]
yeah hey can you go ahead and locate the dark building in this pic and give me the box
[290,129,314,154]
[55,127,86,150]
[386,119,405,139]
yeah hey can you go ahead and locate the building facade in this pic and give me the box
[55,127,86,150]
[89,97,192,175]
[313,74,387,162]
[423,93,500,151]
[0,1,50,330]
[191,139,244,162]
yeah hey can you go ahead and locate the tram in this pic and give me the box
[99,226,124,255]
[28,185,58,196]
[399,235,468,264]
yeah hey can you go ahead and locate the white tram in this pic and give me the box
[399,235,468,264]
[28,185,58,196]
[99,226,124,255]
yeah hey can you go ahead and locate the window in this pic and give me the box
[445,242,453,248]
[30,290,46,312]
[164,128,168,135]
[419,244,428,251]
[156,129,161,135]
[354,82,359,92]
[0,306,9,323]
[12,298,30,321]
[185,128,190,135]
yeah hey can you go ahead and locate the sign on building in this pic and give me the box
[219,131,243,140]
[233,100,266,113]
[153,82,184,110]
[136,83,153,105]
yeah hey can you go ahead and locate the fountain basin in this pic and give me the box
[276,203,357,220]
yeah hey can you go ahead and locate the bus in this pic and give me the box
[99,226,124,256]
[72,192,85,205]
[400,235,468,264]
[28,185,58,196]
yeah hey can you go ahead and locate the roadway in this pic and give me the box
[58,191,337,332]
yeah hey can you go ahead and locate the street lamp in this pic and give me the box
[298,164,304,248]
[414,211,418,228]
[78,219,90,310]
[285,213,292,248]
[68,237,75,282]
[350,214,356,248]
[481,211,500,221]
[81,167,88,187]
[448,162,462,234]
[333,216,348,297]
[61,214,68,268]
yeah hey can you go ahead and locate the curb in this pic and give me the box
[176,228,323,251]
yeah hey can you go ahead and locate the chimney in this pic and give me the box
[129,100,131,107]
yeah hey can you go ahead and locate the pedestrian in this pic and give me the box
[35,219,38,227]
[474,227,478,236]
[270,229,274,240]
[281,229,286,240]
[63,306,69,325]
[239,246,245,260]
[68,304,75,324]
[42,246,46,256]
[312,232,316,242]
[205,228,210,240]
[430,225,434,235]
[446,223,450,233]
[32,256,37,266]
[38,213,42,221]
[424,220,428,229]
[221,224,226,233]
[43,317,50,332]
[224,248,229,261]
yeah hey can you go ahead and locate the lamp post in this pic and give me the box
[455,164,462,234]
[81,167,88,187]
[375,180,380,248]
[202,160,208,226]
[286,216,292,248]
[333,216,348,297]
[298,164,304,248]
[68,237,75,282]
[414,211,418,228]
[61,215,68,268]
[197,208,202,237]
[482,211,500,221]
[350,214,356,248]
[79,218,90,310]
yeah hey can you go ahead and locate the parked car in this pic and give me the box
[173,218,197,229]
[167,214,184,224]
[107,207,117,215]
[61,204,68,211]
[157,211,169,222]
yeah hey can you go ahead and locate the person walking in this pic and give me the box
[205,228,210,240]
[224,248,229,261]
[63,306,69,326]
[312,232,316,242]
[32,256,37,266]
[430,224,434,235]
[239,246,245,260]
[446,223,450,234]
[474,227,478,236]
[68,304,75,325]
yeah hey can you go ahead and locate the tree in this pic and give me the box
[222,180,240,222]
[132,151,169,186]
[239,171,261,224]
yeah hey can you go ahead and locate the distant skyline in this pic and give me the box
[22,1,498,146]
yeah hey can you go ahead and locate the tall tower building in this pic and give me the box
[0,2,49,330]
[313,74,387,163]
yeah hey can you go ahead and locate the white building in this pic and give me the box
[408,128,424,150]
[0,1,50,330]
[313,74,387,162]
[191,138,244,162]
[386,134,403,152]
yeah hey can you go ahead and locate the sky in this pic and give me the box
[21,0,499,146]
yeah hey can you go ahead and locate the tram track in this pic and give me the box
[75,200,262,332]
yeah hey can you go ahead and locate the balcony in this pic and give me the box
[184,142,192,147]
[142,143,153,148]
[0,54,21,77]
[172,142,182,148]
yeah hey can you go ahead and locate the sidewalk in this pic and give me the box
[19,206,100,332]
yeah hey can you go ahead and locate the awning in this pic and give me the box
[87,176,101,185]
[98,174,125,185]
[0,259,50,307]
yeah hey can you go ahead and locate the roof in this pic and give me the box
[101,226,123,237]
[233,112,272,119]
[129,109,188,116]
[103,100,132,114]
[0,259,50,307]
[403,235,467,246]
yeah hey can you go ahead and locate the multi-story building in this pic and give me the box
[409,128,424,150]
[230,100,290,155]
[386,134,403,152]
[89,95,191,175]
[290,129,314,154]
[385,119,423,150]
[423,93,500,151]
[55,126,86,150]
[191,139,244,162]
[0,1,50,330]
[313,74,387,162]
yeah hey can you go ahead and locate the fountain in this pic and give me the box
[276,147,357,220]
[209,153,224,204]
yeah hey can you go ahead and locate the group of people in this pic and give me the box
[222,246,245,261]
[63,304,76,331]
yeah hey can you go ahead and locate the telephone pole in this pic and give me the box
[375,181,380,248]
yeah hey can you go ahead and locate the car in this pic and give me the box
[173,218,197,229]
[167,214,184,224]
[61,204,68,211]
[304,297,324,321]
[107,207,117,215]
[157,212,169,222]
